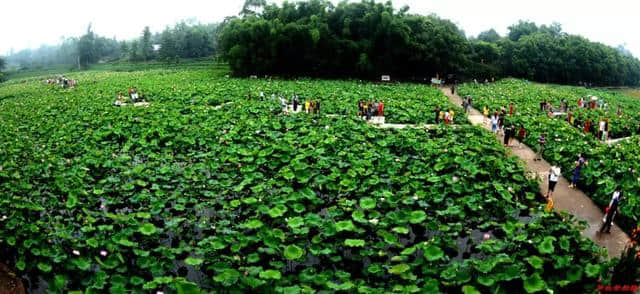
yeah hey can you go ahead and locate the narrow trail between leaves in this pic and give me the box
[441,87,631,259]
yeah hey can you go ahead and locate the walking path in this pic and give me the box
[606,136,634,145]
[442,88,630,259]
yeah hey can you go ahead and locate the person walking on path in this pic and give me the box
[483,106,489,123]
[462,97,469,113]
[451,84,455,95]
[547,165,561,198]
[293,95,299,112]
[517,125,527,148]
[377,101,384,116]
[535,133,546,161]
[569,154,587,188]
[490,112,499,133]
[503,123,513,147]
[600,187,623,234]
[435,105,441,123]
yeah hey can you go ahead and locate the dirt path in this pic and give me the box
[442,88,630,259]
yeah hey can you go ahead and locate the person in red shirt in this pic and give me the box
[584,119,591,133]
[378,101,384,116]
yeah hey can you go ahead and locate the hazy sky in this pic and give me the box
[1,0,638,57]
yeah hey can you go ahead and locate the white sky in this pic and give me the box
[1,0,638,58]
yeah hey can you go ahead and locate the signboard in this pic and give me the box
[381,75,391,82]
[431,78,443,85]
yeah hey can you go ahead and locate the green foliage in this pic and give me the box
[219,0,468,78]
[460,79,640,232]
[0,65,613,292]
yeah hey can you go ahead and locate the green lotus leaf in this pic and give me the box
[73,258,92,271]
[537,236,555,255]
[175,279,201,294]
[335,220,356,232]
[359,197,376,210]
[526,256,544,270]
[213,268,240,286]
[409,210,426,224]
[259,269,282,280]
[267,204,288,218]
[37,262,52,272]
[388,263,410,275]
[184,257,203,266]
[66,193,78,209]
[477,275,495,287]
[344,239,365,247]
[138,223,158,235]
[585,264,600,278]
[424,244,444,261]
[243,219,264,229]
[283,245,305,260]
[286,217,304,228]
[523,273,546,293]
[462,285,481,294]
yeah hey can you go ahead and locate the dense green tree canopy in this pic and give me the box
[220,0,468,79]
[219,1,640,86]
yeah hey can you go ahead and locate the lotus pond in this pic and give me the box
[0,69,624,293]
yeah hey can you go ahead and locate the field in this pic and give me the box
[0,66,632,293]
[460,79,640,233]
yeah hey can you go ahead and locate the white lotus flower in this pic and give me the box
[325,126,329,130]
[72,250,80,256]
[483,233,491,240]
[157,291,165,294]
[380,197,385,202]
[412,196,418,201]
[508,187,513,192]
[369,219,379,225]
[100,250,108,257]
[452,176,459,183]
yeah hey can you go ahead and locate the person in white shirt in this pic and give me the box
[600,188,622,233]
[490,113,499,133]
[546,165,561,198]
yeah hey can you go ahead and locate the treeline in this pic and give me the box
[219,0,640,86]
[3,20,221,70]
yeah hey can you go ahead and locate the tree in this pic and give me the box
[129,40,140,62]
[240,0,267,16]
[159,28,178,61]
[120,41,129,59]
[77,24,96,68]
[141,26,154,61]
[507,20,538,41]
[477,29,501,43]
[0,57,5,82]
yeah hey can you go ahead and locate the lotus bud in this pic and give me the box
[452,176,459,183]
[508,187,513,192]
[100,250,108,257]
[0,215,6,221]
[72,250,80,256]
[483,233,491,241]
[157,291,165,294]
[412,196,418,201]
[379,197,385,202]
[325,126,329,130]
